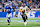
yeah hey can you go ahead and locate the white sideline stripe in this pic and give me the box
[0,20,40,22]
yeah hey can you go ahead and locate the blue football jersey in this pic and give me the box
[5,6,11,13]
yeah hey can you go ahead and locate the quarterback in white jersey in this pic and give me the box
[20,4,30,16]
[18,4,28,18]
[19,4,30,26]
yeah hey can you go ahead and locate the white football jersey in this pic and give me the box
[20,6,28,14]
[20,6,31,17]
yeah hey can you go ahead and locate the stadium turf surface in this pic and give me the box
[0,18,40,27]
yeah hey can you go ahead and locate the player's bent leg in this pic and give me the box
[7,17,10,25]
[25,16,27,24]
[7,13,11,25]
[24,18,27,26]
[22,17,27,26]
[22,15,27,26]
[24,16,27,26]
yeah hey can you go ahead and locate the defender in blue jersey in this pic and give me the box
[4,5,12,25]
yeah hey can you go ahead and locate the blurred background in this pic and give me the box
[0,0,40,18]
[0,0,40,27]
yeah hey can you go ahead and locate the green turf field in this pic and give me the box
[0,18,40,27]
[0,22,40,27]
